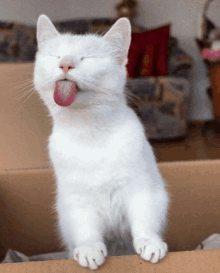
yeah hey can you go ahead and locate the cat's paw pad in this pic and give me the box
[134,238,168,263]
[73,242,107,270]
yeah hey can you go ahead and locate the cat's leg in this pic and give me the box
[68,209,107,270]
[126,189,168,264]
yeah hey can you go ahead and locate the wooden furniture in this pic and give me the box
[196,0,220,134]
[210,65,220,122]
[198,64,220,135]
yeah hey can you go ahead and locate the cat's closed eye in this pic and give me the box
[47,55,61,59]
[80,57,98,61]
[46,55,101,60]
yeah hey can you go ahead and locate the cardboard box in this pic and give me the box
[1,63,220,272]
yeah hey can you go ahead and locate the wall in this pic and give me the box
[1,0,220,121]
[0,0,119,24]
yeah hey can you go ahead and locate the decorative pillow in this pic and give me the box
[149,24,170,76]
[127,24,170,78]
[127,35,143,78]
[141,44,154,77]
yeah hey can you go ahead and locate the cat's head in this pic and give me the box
[34,15,131,112]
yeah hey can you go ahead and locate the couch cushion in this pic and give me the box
[126,77,190,139]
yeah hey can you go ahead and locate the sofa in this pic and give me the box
[0,18,193,140]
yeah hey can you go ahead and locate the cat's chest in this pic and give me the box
[48,126,127,169]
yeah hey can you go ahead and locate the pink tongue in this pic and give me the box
[54,81,77,106]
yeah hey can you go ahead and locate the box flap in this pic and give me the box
[0,168,60,258]
[159,160,220,251]
[1,250,220,273]
[1,160,220,257]
[0,63,51,170]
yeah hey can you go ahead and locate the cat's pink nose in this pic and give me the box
[60,64,74,73]
[59,57,75,73]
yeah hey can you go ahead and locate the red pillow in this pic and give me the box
[127,34,143,78]
[141,44,154,77]
[129,32,156,77]
[146,24,170,76]
[127,25,170,78]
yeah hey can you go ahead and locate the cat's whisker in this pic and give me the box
[5,78,33,86]
[124,88,140,101]
[13,85,35,99]
[7,87,34,100]
[2,78,34,89]
[15,89,35,114]
[14,89,35,104]
[124,92,139,102]
[7,82,35,97]
[81,79,110,97]
[13,81,34,91]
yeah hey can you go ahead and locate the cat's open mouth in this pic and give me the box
[60,79,80,89]
[54,80,78,107]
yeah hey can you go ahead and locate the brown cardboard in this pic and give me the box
[1,63,220,272]
[0,63,51,170]
[1,250,220,273]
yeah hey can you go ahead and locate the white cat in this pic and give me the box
[34,14,169,270]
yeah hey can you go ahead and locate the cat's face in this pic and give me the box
[34,15,131,111]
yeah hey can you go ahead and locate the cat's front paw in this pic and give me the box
[134,238,168,263]
[73,242,107,270]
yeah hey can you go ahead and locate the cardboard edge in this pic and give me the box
[1,250,220,273]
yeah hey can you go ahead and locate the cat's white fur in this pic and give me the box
[34,14,169,270]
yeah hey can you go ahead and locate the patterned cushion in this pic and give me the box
[126,77,190,140]
[167,47,193,79]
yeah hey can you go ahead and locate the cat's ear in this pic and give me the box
[37,14,59,50]
[103,18,131,65]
